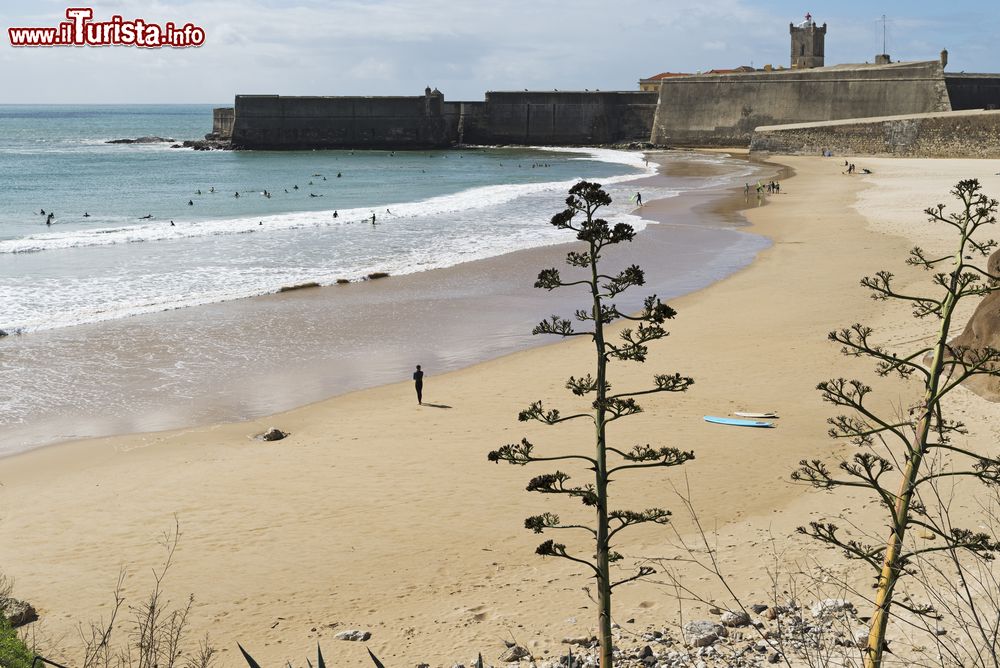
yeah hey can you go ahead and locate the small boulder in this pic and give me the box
[682,620,727,648]
[811,599,854,618]
[498,645,530,662]
[750,604,769,614]
[561,636,595,646]
[3,599,38,627]
[334,629,370,641]
[261,427,287,442]
[720,610,750,627]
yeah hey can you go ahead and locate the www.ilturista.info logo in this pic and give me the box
[8,8,205,48]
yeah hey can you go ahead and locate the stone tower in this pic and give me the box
[789,13,826,69]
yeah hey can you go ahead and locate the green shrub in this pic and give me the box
[0,612,33,668]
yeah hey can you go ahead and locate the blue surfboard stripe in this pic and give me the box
[703,415,775,428]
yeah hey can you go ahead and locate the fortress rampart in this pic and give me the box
[945,73,1000,110]
[650,60,952,147]
[211,107,234,139]
[214,22,1000,153]
[222,90,657,150]
[460,91,657,145]
[229,91,449,149]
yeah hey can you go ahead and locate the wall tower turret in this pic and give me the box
[790,13,826,69]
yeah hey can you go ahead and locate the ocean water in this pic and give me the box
[0,104,766,454]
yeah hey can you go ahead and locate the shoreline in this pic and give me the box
[1,150,772,456]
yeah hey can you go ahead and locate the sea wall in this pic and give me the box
[458,91,658,145]
[946,74,1000,110]
[749,109,1000,158]
[230,93,449,149]
[212,107,235,139]
[651,60,951,147]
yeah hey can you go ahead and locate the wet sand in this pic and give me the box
[1,154,767,454]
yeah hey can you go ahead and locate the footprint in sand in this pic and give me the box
[638,601,655,609]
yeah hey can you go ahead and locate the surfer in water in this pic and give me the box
[333,211,338,218]
[139,214,153,219]
[635,191,643,207]
[83,212,90,217]
[46,213,54,225]
[371,212,376,226]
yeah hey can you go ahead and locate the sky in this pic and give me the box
[1,0,998,104]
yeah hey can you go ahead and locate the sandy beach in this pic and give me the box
[3,154,1000,666]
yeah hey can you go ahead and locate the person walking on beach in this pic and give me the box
[413,365,424,404]
[635,191,643,207]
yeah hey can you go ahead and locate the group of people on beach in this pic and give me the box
[843,161,872,175]
[744,181,781,198]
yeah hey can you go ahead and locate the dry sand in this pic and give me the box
[3,155,1000,666]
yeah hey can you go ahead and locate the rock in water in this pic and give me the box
[106,136,175,144]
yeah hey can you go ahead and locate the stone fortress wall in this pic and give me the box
[650,60,953,147]
[224,90,656,149]
[213,17,1000,153]
[750,109,1000,158]
[228,90,449,149]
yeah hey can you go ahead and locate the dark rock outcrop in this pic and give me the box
[106,136,175,144]
[260,427,287,442]
[3,599,38,627]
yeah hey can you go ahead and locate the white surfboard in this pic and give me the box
[734,411,778,419]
